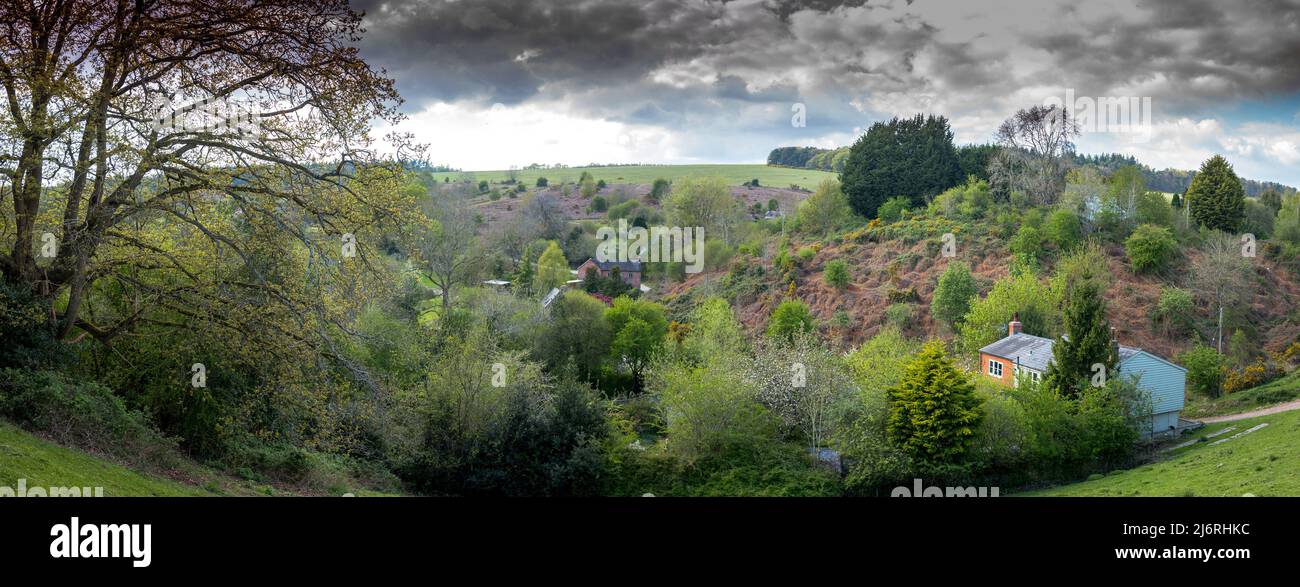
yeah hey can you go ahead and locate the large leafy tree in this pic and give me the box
[0,0,411,347]
[534,241,569,293]
[1186,155,1246,232]
[840,114,962,218]
[664,176,741,244]
[605,296,667,388]
[988,104,1078,204]
[886,340,982,466]
[796,178,854,235]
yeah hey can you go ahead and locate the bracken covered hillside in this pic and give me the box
[659,217,1300,363]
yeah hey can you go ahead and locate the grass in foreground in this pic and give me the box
[0,421,213,497]
[427,164,836,189]
[1022,409,1300,496]
[1182,370,1300,419]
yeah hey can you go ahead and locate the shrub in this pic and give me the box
[535,176,549,187]
[796,246,817,264]
[824,259,850,289]
[0,368,180,468]
[1044,209,1082,250]
[930,261,976,328]
[1223,361,1276,394]
[0,278,68,370]
[591,195,607,212]
[1181,344,1226,398]
[1151,287,1194,336]
[884,303,913,329]
[1124,224,1178,273]
[767,300,815,341]
[886,287,919,304]
[877,196,911,223]
[1009,225,1044,262]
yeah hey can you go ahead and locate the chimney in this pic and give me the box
[1008,312,1022,336]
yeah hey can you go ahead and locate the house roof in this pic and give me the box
[587,258,643,273]
[979,333,1056,372]
[982,333,1171,374]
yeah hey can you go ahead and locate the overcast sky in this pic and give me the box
[353,0,1300,186]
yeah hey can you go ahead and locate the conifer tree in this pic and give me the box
[1186,155,1246,232]
[886,341,982,466]
[1043,279,1117,399]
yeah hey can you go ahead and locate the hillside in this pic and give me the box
[1022,408,1300,496]
[656,217,1300,362]
[0,421,215,497]
[0,421,401,497]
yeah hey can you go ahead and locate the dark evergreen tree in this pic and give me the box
[840,114,963,219]
[1186,155,1246,232]
[1043,279,1117,399]
[956,143,999,182]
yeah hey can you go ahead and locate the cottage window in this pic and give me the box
[988,360,1003,377]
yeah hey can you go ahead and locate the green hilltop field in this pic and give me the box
[426,164,836,189]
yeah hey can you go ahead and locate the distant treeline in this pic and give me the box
[1072,153,1296,197]
[769,143,996,182]
[768,146,1296,197]
[405,161,461,173]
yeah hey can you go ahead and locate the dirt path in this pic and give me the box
[1199,399,1300,423]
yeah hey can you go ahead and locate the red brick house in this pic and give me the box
[576,258,643,289]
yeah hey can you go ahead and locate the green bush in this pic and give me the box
[767,300,815,341]
[0,368,180,468]
[824,259,850,289]
[1009,225,1044,262]
[1181,344,1226,398]
[930,261,976,328]
[1124,224,1178,273]
[877,196,911,223]
[885,303,913,329]
[1151,286,1194,336]
[1044,209,1082,250]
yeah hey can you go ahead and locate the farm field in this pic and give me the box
[1022,409,1300,497]
[428,164,836,190]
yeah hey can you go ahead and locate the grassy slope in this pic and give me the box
[1182,370,1300,418]
[0,421,213,496]
[427,164,836,189]
[1023,409,1300,496]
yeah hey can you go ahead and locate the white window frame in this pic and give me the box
[988,359,1003,378]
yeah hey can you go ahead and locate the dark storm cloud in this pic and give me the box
[351,0,733,106]
[1021,0,1300,112]
[353,0,1300,114]
[352,0,1300,174]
